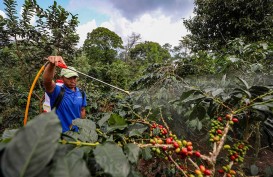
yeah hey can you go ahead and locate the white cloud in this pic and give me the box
[101,10,189,47]
[0,10,6,18]
[75,5,192,48]
[76,19,98,47]
[68,0,193,23]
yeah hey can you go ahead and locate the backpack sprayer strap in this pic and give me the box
[52,87,65,109]
[52,87,85,110]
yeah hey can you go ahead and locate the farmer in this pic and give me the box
[43,56,87,132]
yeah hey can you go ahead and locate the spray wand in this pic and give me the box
[57,61,130,95]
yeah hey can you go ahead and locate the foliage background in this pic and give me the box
[1,0,273,176]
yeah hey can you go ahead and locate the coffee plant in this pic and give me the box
[1,75,273,177]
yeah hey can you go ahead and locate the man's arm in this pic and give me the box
[43,56,65,93]
[81,107,86,119]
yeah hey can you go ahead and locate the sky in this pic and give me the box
[0,0,195,48]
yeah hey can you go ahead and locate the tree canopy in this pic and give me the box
[183,0,273,52]
[129,41,171,64]
[83,27,123,64]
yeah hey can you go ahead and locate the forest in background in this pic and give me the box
[1,0,273,177]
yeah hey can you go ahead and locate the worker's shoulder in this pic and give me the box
[62,86,85,96]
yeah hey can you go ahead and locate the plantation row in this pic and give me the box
[1,0,273,176]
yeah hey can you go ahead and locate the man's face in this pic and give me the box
[62,76,78,89]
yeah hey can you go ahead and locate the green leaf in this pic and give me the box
[260,43,268,50]
[197,120,203,131]
[228,56,240,62]
[221,74,226,86]
[145,106,151,110]
[1,129,18,140]
[211,88,223,97]
[106,113,128,132]
[108,113,127,126]
[71,119,98,142]
[128,128,147,137]
[189,104,206,120]
[127,123,148,137]
[179,89,200,101]
[252,104,270,112]
[188,119,198,129]
[133,105,141,110]
[72,119,96,130]
[0,142,6,151]
[50,147,91,177]
[250,86,270,96]
[182,94,205,104]
[264,102,273,108]
[94,142,130,177]
[34,164,51,177]
[98,113,111,127]
[262,95,273,102]
[236,77,250,89]
[142,147,152,160]
[234,88,251,98]
[250,164,259,175]
[107,125,128,132]
[250,63,263,72]
[1,111,61,177]
[78,128,98,142]
[51,144,76,162]
[124,143,140,164]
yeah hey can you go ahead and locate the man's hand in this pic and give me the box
[47,56,66,66]
[43,56,65,93]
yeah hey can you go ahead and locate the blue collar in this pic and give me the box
[63,85,79,93]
